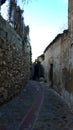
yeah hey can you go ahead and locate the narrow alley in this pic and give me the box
[1,0,73,130]
[0,80,73,130]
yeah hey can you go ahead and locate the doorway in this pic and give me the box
[49,64,53,87]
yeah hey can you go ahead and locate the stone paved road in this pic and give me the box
[0,81,41,130]
[0,81,73,130]
[19,86,44,130]
[33,83,73,130]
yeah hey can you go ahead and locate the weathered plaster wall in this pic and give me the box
[52,37,61,92]
[43,35,62,87]
[41,0,73,111]
[60,32,70,91]
[0,16,30,104]
[60,32,73,110]
[43,46,53,83]
[43,30,73,110]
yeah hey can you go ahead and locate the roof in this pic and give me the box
[44,29,68,53]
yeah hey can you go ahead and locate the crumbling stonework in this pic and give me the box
[0,16,30,104]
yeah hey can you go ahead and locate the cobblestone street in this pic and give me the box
[0,81,73,130]
[33,84,73,130]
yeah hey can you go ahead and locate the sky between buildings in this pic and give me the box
[24,0,68,62]
[1,0,68,62]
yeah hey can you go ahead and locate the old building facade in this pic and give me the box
[41,0,73,110]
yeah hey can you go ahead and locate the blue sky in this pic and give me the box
[23,0,68,61]
[1,0,68,61]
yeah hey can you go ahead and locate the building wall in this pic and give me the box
[0,16,30,104]
[68,0,73,34]
[43,35,62,86]
[52,36,61,91]
[60,32,73,110]
[38,0,73,110]
[42,30,73,110]
[43,46,53,83]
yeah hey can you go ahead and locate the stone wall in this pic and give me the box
[0,16,30,104]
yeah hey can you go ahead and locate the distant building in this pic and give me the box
[37,54,44,63]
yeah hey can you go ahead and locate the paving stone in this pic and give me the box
[0,81,38,130]
[33,82,73,130]
[0,81,73,130]
[68,121,73,128]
